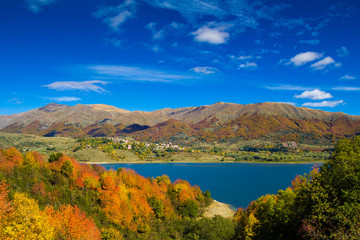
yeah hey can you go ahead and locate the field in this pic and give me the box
[0,132,330,163]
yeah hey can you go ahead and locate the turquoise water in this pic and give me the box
[100,162,318,209]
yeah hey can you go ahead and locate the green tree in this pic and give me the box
[179,199,199,218]
[184,215,235,240]
[48,152,63,163]
[61,160,74,179]
[295,136,360,239]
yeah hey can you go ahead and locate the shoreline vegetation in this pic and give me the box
[89,160,323,164]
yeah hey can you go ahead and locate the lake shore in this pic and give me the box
[203,200,236,219]
[85,160,323,165]
[92,160,316,208]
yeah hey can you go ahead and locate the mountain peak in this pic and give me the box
[88,104,130,114]
[38,103,68,112]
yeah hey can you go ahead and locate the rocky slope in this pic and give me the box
[1,102,360,142]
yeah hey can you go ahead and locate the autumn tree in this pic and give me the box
[0,193,54,240]
[46,204,101,240]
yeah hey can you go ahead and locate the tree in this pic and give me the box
[61,159,74,179]
[295,136,360,239]
[234,188,297,240]
[0,181,12,226]
[184,215,235,240]
[0,193,54,240]
[48,152,63,163]
[46,204,101,240]
[179,199,199,218]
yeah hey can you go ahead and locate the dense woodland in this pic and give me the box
[0,136,360,239]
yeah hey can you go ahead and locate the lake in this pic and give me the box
[100,162,318,209]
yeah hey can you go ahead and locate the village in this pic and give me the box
[107,137,185,151]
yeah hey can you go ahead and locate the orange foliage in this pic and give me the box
[32,181,47,197]
[134,119,195,141]
[3,147,24,165]
[173,179,200,203]
[0,148,208,235]
[0,181,13,223]
[100,173,117,191]
[0,159,16,174]
[46,205,101,240]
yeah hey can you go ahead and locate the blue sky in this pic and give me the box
[1,0,360,115]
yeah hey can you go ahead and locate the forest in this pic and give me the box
[0,136,360,239]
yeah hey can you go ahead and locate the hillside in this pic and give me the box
[1,102,360,144]
[0,147,215,239]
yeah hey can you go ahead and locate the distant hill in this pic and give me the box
[1,102,360,144]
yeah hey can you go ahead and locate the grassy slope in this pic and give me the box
[0,132,328,163]
[0,132,75,153]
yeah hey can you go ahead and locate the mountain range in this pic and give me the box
[1,102,360,144]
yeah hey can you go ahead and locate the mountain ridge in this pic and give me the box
[1,102,359,143]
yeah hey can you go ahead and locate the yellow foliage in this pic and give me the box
[0,193,54,240]
[101,227,124,240]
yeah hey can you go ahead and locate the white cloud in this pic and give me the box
[257,49,280,55]
[192,26,230,44]
[302,100,344,108]
[169,22,185,30]
[337,46,349,57]
[44,80,108,93]
[140,0,279,30]
[277,102,296,106]
[237,55,261,60]
[190,67,218,74]
[311,56,339,70]
[265,85,311,91]
[94,0,135,31]
[298,39,320,45]
[239,62,257,69]
[237,55,254,60]
[108,11,132,30]
[89,65,195,83]
[340,75,356,80]
[144,43,162,52]
[8,98,24,105]
[49,97,82,102]
[26,0,55,13]
[289,51,323,66]
[105,38,122,48]
[332,87,360,91]
[145,22,165,40]
[295,89,333,100]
